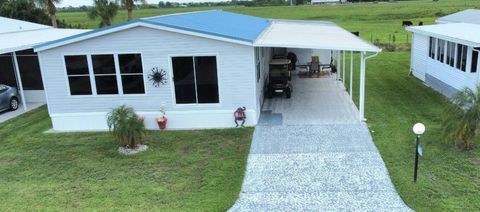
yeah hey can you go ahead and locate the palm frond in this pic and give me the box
[441,85,480,150]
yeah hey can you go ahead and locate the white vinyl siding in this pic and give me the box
[411,33,429,81]
[38,26,256,115]
[420,34,478,91]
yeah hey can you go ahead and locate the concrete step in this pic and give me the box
[230,191,410,212]
[251,124,377,154]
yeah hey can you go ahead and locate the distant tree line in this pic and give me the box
[0,0,86,28]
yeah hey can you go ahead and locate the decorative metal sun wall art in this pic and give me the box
[148,67,167,87]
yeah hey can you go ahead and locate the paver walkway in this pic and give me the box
[230,76,411,211]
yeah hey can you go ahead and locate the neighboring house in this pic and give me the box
[33,10,380,131]
[436,9,480,25]
[311,0,346,4]
[0,17,88,110]
[407,10,480,97]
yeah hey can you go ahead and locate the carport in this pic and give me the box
[0,17,88,112]
[254,19,381,122]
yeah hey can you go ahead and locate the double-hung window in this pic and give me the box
[119,54,145,94]
[64,54,145,96]
[92,54,118,95]
[456,44,468,72]
[446,41,456,67]
[472,48,479,73]
[437,39,445,62]
[172,56,219,104]
[65,55,92,95]
[429,37,436,59]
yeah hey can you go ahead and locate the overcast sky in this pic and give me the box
[58,0,223,7]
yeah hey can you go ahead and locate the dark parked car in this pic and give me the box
[0,84,19,112]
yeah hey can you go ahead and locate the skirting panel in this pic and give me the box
[425,73,459,98]
[50,109,258,131]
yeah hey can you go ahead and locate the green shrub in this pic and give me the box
[106,105,146,148]
[441,86,480,150]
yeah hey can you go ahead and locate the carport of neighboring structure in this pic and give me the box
[0,17,88,111]
[254,19,382,121]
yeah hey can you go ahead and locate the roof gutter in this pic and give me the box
[365,51,380,61]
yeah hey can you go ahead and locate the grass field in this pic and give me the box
[0,108,253,211]
[58,0,480,43]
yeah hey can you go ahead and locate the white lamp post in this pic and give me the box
[412,123,425,182]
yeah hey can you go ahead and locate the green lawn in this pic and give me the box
[58,0,480,43]
[0,107,253,211]
[345,52,480,211]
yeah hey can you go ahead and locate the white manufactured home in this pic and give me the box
[33,10,380,131]
[436,9,480,25]
[407,11,480,97]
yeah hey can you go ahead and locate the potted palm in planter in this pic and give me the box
[106,105,147,155]
[156,106,168,130]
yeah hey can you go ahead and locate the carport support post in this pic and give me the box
[342,50,346,84]
[359,52,366,121]
[336,50,341,81]
[350,51,353,98]
[12,52,27,111]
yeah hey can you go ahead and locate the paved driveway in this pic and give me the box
[230,76,411,211]
[0,103,43,123]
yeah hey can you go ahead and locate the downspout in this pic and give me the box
[359,51,380,122]
[365,52,380,61]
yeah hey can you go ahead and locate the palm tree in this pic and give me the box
[88,0,119,27]
[121,0,146,21]
[36,0,61,28]
[441,85,480,150]
[106,105,146,149]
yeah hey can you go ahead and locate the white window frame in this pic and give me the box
[168,54,221,107]
[429,37,436,59]
[118,53,146,95]
[63,55,94,96]
[91,54,120,95]
[63,52,146,97]
[456,44,468,72]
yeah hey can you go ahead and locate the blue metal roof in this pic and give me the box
[143,10,271,42]
[34,10,271,51]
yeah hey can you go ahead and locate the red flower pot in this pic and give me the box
[157,116,167,130]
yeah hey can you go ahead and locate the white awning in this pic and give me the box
[407,23,480,47]
[254,20,381,52]
[0,28,89,54]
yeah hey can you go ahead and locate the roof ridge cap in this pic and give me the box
[142,9,222,20]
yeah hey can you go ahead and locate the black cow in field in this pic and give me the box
[402,21,413,26]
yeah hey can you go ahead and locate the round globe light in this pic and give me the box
[413,123,425,135]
